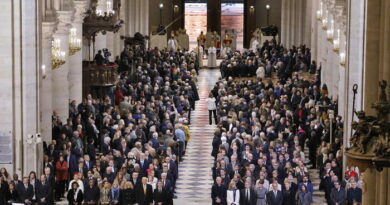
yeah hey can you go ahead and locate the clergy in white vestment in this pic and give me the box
[251,37,259,52]
[207,47,217,68]
[168,36,178,51]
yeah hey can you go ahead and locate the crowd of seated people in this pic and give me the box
[210,42,362,205]
[0,47,199,205]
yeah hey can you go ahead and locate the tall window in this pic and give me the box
[221,3,244,50]
[185,3,207,50]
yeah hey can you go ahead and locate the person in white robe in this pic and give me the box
[168,36,178,51]
[207,47,217,68]
[256,65,265,79]
[251,37,259,52]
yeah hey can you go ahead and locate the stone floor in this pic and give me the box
[173,69,221,204]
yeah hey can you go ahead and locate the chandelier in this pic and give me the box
[333,29,340,52]
[51,39,65,69]
[326,20,334,41]
[69,28,82,56]
[316,2,323,21]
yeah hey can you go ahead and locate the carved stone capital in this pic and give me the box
[56,10,74,35]
[42,21,57,48]
[73,0,89,24]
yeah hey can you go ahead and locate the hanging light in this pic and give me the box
[322,10,328,30]
[340,52,346,66]
[51,38,66,69]
[316,2,323,21]
[326,20,334,41]
[41,65,46,79]
[333,29,340,52]
[69,27,81,56]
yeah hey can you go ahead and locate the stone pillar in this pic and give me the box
[0,0,41,176]
[69,0,87,104]
[40,22,57,142]
[52,10,73,122]
[295,0,302,45]
[289,0,296,47]
[127,0,150,36]
[244,0,256,48]
[172,0,184,32]
[207,0,221,35]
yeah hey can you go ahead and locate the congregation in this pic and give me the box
[0,47,199,205]
[209,41,363,205]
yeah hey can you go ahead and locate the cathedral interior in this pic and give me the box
[0,0,389,204]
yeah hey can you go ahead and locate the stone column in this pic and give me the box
[69,0,87,104]
[172,0,184,32]
[52,10,73,122]
[207,0,221,35]
[289,0,296,47]
[40,22,57,142]
[244,0,256,48]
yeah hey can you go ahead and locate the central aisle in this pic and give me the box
[174,69,220,204]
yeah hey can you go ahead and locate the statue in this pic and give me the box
[348,80,390,157]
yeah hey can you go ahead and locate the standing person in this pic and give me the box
[17,177,33,204]
[35,175,53,205]
[240,180,256,205]
[346,181,362,205]
[330,181,346,205]
[55,155,68,200]
[120,182,136,205]
[206,93,218,125]
[135,177,153,205]
[266,182,283,205]
[109,183,121,205]
[67,182,83,205]
[0,177,9,205]
[83,179,100,204]
[6,182,19,204]
[297,184,312,205]
[211,176,227,205]
[226,181,240,205]
[255,180,267,205]
[99,181,111,205]
[153,180,168,205]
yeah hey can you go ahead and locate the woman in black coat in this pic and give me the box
[6,182,19,205]
[67,182,83,205]
[119,182,136,205]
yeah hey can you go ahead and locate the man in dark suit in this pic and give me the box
[137,153,150,176]
[240,180,256,205]
[266,182,283,205]
[153,181,168,205]
[11,174,22,186]
[330,181,346,205]
[135,177,153,205]
[17,177,34,204]
[160,173,173,204]
[36,175,52,205]
[103,167,116,184]
[84,155,95,172]
[211,177,227,205]
[346,181,362,205]
[130,172,140,189]
[84,179,100,204]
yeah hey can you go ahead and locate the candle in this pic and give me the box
[41,65,46,75]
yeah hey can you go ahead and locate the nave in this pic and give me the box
[174,69,221,204]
